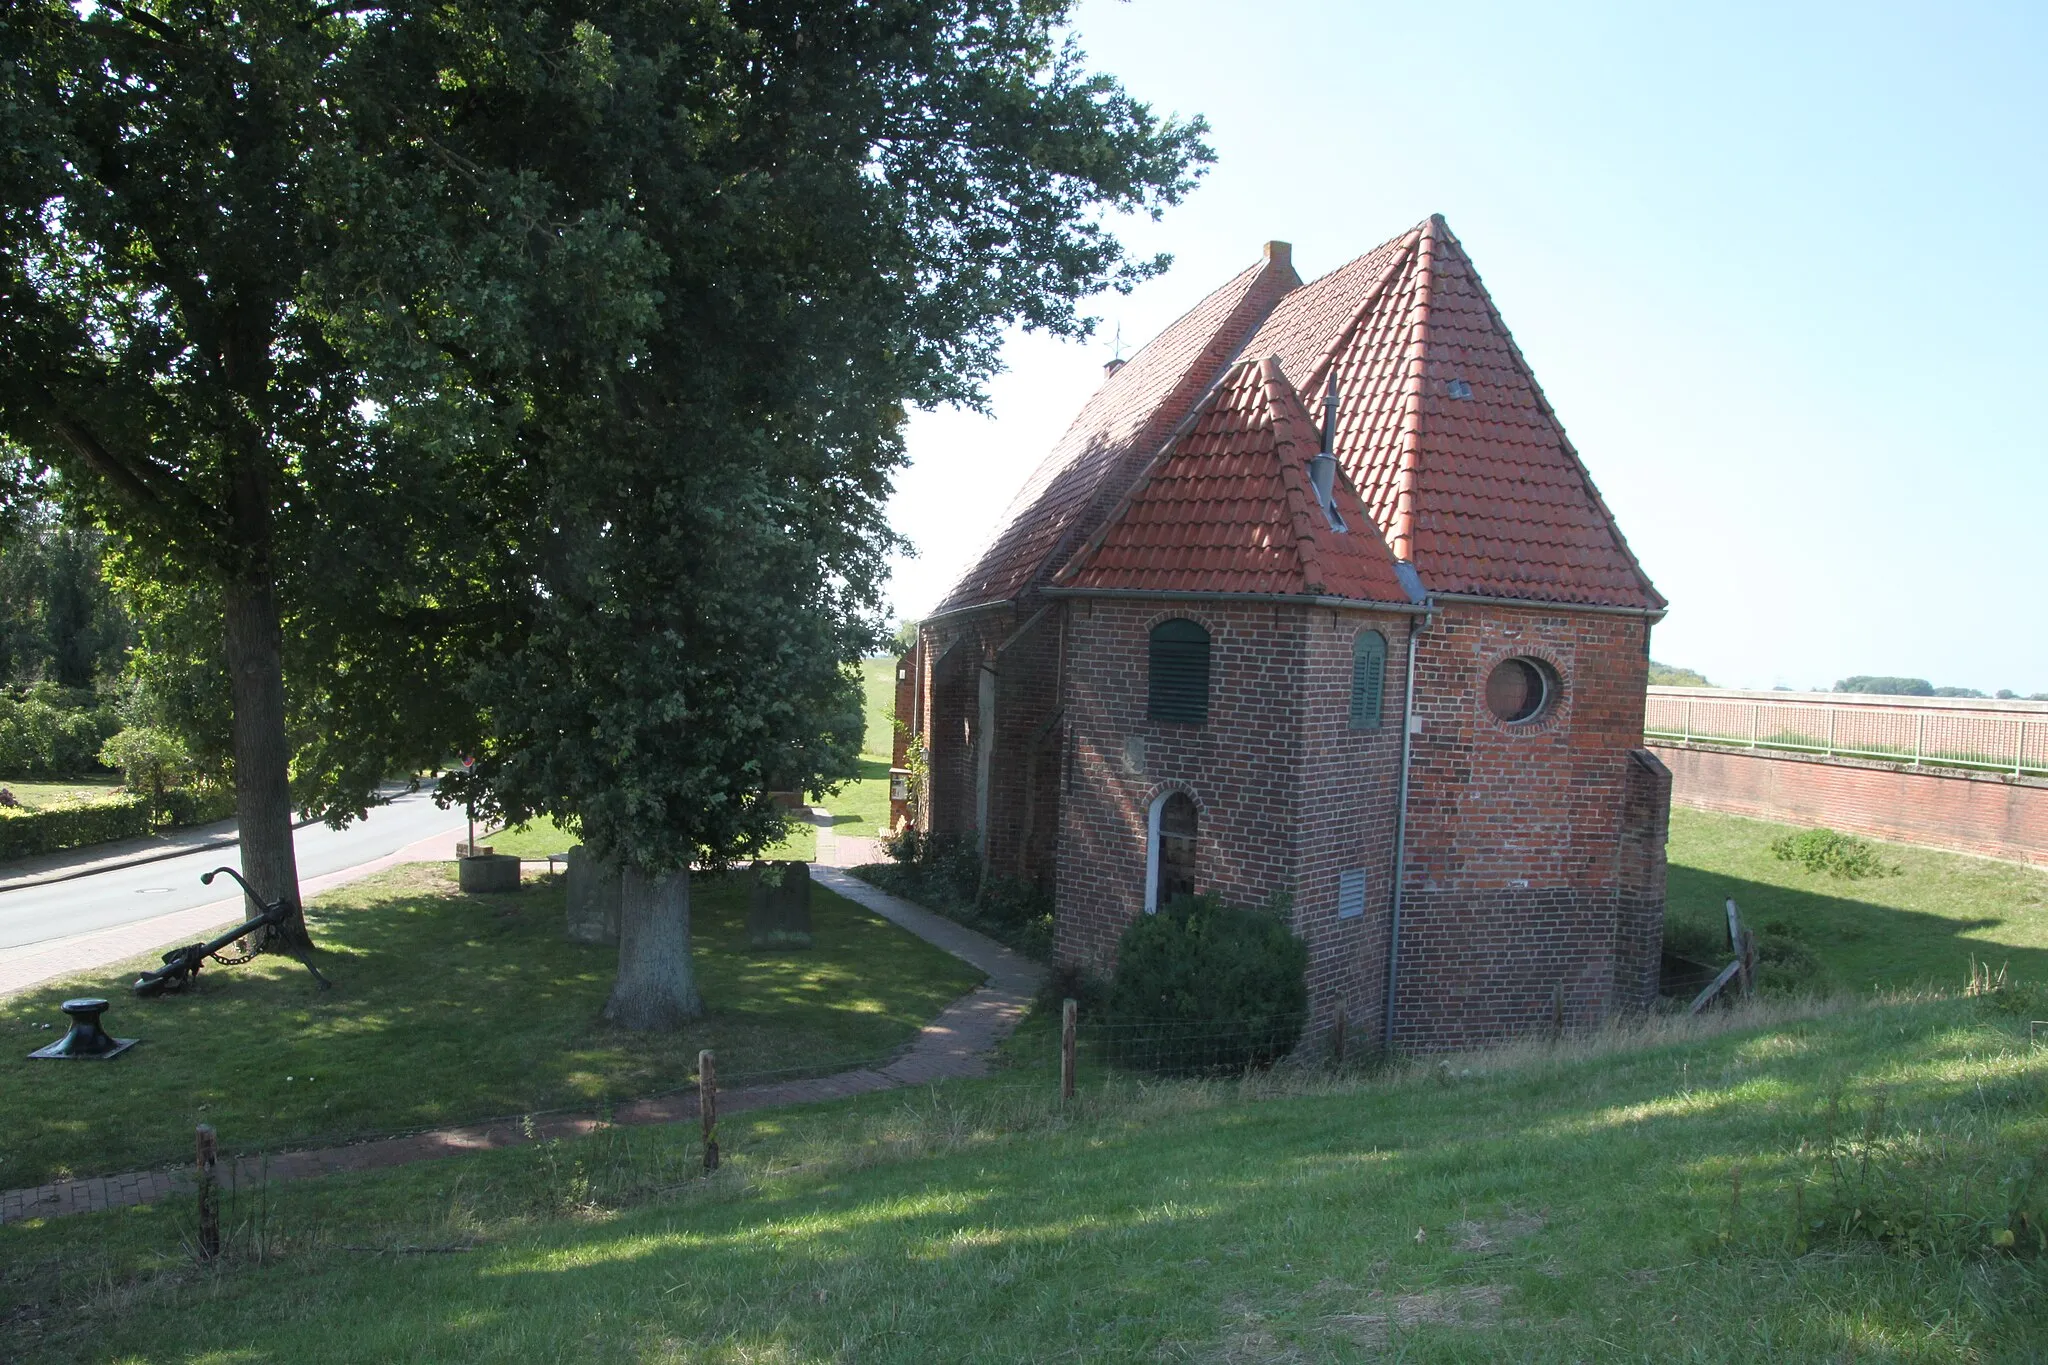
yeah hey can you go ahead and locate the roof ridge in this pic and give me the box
[1298,225,1423,412]
[1387,215,1445,563]
[1423,220,1665,608]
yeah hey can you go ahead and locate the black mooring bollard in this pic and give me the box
[28,997,139,1060]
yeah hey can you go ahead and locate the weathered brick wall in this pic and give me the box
[987,610,1064,884]
[919,615,998,839]
[1053,598,1415,1045]
[1614,748,1672,1010]
[1056,599,1310,969]
[1292,611,1413,1045]
[1391,602,1660,1049]
[913,607,1067,883]
[1651,743,2048,867]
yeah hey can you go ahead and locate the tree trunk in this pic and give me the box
[223,573,310,952]
[604,863,704,1030]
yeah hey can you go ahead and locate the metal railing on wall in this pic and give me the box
[1645,688,2048,780]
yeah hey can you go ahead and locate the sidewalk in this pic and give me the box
[0,825,467,1001]
[807,806,882,869]
[1,867,1044,1223]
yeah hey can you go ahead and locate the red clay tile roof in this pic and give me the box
[1252,216,1663,610]
[929,247,1300,618]
[934,216,1661,616]
[1055,357,1415,604]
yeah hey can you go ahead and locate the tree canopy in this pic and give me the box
[2,1,1208,985]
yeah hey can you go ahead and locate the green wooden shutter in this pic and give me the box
[1350,630,1386,729]
[1148,620,1210,725]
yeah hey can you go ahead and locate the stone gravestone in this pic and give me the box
[565,845,621,945]
[746,860,813,950]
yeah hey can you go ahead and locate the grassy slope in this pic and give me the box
[8,996,2044,1362]
[0,779,124,810]
[813,655,897,840]
[1668,807,2048,991]
[0,862,978,1188]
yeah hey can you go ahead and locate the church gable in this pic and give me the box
[1056,356,1412,603]
[1257,216,1662,610]
[931,245,1300,617]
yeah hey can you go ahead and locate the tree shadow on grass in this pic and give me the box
[0,862,978,1188]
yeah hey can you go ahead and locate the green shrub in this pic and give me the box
[1753,920,1822,992]
[0,793,150,859]
[0,684,117,778]
[862,829,1053,959]
[98,724,192,803]
[1106,892,1308,1075]
[1769,827,1899,880]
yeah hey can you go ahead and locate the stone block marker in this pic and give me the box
[746,860,813,949]
[564,845,621,944]
[456,853,521,894]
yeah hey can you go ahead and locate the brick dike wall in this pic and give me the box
[1391,603,1662,1051]
[1651,743,2048,868]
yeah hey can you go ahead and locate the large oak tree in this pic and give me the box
[2,1,1207,1013]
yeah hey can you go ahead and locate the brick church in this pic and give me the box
[895,215,1673,1052]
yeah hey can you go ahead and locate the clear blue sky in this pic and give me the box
[888,0,2047,695]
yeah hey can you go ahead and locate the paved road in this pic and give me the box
[0,786,470,953]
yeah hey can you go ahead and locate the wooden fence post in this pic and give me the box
[195,1123,220,1260]
[698,1050,719,1172]
[1060,998,1077,1104]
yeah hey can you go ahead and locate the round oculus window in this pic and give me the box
[1485,657,1559,724]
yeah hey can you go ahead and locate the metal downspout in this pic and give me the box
[1383,610,1427,1049]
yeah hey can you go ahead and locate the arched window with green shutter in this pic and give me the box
[1148,619,1210,725]
[1349,629,1387,730]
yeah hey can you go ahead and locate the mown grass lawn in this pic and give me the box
[6,991,2044,1362]
[0,862,979,1189]
[1668,807,2048,991]
[0,779,125,811]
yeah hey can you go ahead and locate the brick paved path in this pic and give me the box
[0,867,1042,1224]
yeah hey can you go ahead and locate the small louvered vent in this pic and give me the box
[1338,868,1367,919]
[1350,630,1387,729]
[1148,619,1210,725]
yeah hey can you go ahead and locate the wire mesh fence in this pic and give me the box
[1081,1011,1311,1079]
[1646,690,2048,779]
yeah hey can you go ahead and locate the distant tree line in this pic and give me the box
[1646,662,2043,700]
[1834,677,2048,702]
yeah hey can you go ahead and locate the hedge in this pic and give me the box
[0,785,239,862]
[0,793,151,860]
